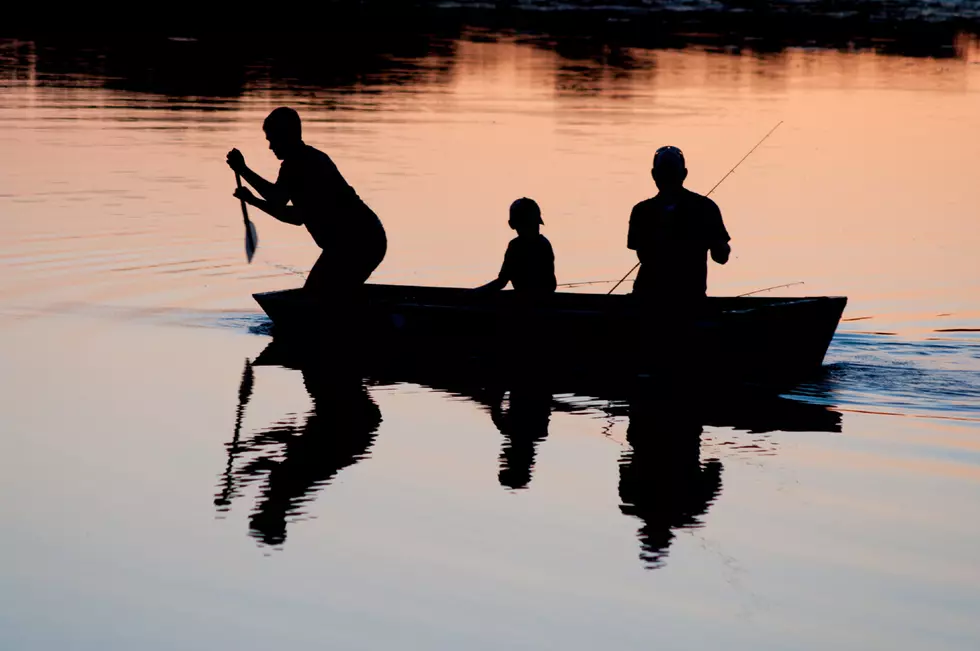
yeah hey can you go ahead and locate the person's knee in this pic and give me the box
[360,246,386,283]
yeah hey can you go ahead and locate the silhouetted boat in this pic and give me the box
[253,284,847,384]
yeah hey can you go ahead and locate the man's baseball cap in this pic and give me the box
[653,145,685,172]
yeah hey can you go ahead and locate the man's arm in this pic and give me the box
[627,204,649,263]
[706,199,731,265]
[710,241,731,265]
[240,167,288,205]
[227,148,290,206]
[233,188,303,226]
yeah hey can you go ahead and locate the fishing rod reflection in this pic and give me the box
[215,342,841,566]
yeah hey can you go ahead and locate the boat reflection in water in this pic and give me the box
[216,341,841,566]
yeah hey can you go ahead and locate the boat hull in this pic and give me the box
[253,284,847,386]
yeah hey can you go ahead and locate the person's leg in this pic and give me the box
[304,246,382,295]
[627,279,656,375]
[301,252,336,342]
[351,234,387,285]
[304,250,336,295]
[302,235,386,345]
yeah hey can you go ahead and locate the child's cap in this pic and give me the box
[509,197,544,226]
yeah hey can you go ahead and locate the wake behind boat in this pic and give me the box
[253,283,847,386]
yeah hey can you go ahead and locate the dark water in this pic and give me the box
[2,22,979,651]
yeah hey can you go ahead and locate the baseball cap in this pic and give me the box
[653,146,685,172]
[509,197,544,226]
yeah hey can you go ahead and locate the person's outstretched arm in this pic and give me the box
[474,244,513,292]
[475,276,508,292]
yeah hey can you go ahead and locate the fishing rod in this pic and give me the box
[736,281,803,297]
[606,120,784,295]
[557,279,632,288]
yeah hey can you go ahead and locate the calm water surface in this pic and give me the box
[1,33,979,650]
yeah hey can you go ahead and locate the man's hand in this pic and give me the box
[227,148,247,175]
[711,242,731,265]
[233,187,257,205]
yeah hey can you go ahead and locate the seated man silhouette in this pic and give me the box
[627,146,730,307]
[227,107,387,296]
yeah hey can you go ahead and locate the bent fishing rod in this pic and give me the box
[736,281,804,297]
[606,120,784,295]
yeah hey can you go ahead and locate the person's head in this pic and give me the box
[263,107,303,160]
[651,145,687,192]
[508,197,543,235]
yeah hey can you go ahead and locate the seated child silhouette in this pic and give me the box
[476,197,557,298]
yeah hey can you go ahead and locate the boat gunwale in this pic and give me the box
[253,287,847,318]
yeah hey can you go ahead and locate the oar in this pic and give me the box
[606,120,784,295]
[236,172,258,263]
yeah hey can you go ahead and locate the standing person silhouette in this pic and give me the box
[627,146,731,378]
[627,146,731,307]
[626,146,731,372]
[227,107,387,296]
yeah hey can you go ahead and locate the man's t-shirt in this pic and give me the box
[500,234,557,295]
[276,144,386,255]
[627,188,730,299]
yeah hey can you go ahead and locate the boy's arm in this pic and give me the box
[475,277,508,292]
[474,245,512,292]
[475,257,510,291]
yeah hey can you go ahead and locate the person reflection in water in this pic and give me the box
[227,107,387,295]
[490,386,553,490]
[619,390,723,568]
[216,361,382,546]
[627,146,730,307]
[475,198,557,298]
